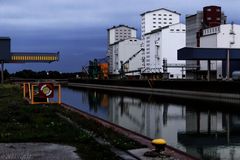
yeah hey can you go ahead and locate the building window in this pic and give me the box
[207,8,211,12]
[164,14,167,16]
[153,26,156,28]
[158,14,161,16]
[182,29,186,31]
[169,14,172,16]
[164,18,167,20]
[216,17,220,20]
[153,14,156,16]
[170,29,174,31]
[158,22,161,24]
[164,22,167,24]
[176,29,180,31]
[153,22,156,24]
[158,18,161,20]
[169,18,172,20]
[207,17,212,20]
[169,22,172,24]
[216,9,220,12]
[153,18,156,20]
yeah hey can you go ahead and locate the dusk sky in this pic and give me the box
[0,0,239,73]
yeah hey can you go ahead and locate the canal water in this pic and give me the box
[60,87,240,160]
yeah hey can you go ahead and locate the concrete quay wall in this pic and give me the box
[68,80,240,104]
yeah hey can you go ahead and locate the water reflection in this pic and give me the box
[179,109,240,159]
[61,87,240,160]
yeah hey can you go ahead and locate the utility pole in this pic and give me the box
[1,61,4,84]
[226,22,235,80]
[155,39,160,73]
[207,60,211,81]
[226,49,230,80]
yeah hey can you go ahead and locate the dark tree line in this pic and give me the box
[9,69,84,79]
[0,69,10,80]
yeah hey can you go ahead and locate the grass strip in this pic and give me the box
[0,84,144,159]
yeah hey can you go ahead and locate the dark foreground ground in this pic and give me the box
[0,84,144,160]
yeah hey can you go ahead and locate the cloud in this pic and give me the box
[1,0,240,72]
[1,0,238,30]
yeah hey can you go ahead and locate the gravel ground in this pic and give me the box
[128,148,177,160]
[0,143,81,160]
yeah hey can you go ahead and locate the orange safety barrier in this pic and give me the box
[22,82,61,105]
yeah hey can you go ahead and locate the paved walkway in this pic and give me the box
[0,143,81,160]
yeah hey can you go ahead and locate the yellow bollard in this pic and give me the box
[152,138,167,152]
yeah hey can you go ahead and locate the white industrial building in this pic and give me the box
[110,38,142,75]
[143,23,186,78]
[107,25,137,45]
[200,24,240,79]
[141,8,180,38]
[185,6,227,79]
[107,25,137,74]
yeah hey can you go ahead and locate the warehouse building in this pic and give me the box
[107,25,137,74]
[199,24,240,79]
[110,38,142,75]
[142,23,186,79]
[185,6,227,79]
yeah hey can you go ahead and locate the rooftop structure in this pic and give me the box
[141,8,181,38]
[140,8,180,16]
[107,24,137,45]
[107,24,136,31]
